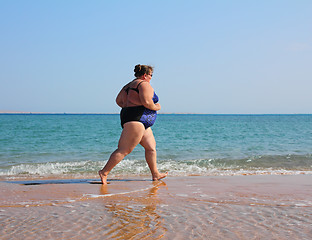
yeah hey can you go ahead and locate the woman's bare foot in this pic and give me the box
[98,170,108,185]
[152,172,168,181]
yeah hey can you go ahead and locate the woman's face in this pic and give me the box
[146,72,153,81]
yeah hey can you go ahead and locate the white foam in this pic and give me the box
[2,158,312,178]
[83,185,157,199]
[63,205,75,208]
[176,194,189,197]
[0,160,101,176]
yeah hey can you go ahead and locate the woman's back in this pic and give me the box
[123,80,144,107]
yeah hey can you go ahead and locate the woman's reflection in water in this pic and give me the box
[99,181,167,239]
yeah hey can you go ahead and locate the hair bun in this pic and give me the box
[133,64,153,78]
[134,64,141,73]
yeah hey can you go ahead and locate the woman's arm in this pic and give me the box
[115,88,127,108]
[139,82,161,111]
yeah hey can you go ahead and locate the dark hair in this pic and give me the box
[134,64,153,78]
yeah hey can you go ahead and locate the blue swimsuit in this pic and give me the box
[120,81,159,129]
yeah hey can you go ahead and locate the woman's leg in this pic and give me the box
[140,128,168,181]
[99,122,145,184]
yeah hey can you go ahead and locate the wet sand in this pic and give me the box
[1,175,312,239]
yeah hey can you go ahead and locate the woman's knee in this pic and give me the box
[116,147,133,156]
[145,146,156,154]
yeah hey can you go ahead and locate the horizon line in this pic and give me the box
[0,111,311,115]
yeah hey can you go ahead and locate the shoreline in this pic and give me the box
[2,174,312,208]
[1,170,312,183]
[1,167,312,184]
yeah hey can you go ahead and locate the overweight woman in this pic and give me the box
[99,64,168,184]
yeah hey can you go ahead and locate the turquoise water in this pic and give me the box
[1,114,312,178]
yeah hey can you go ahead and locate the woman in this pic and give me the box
[99,64,168,184]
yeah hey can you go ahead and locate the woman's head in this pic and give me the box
[134,64,153,78]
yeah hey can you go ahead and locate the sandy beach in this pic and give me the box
[1,175,312,239]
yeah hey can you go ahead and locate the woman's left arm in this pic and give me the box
[139,82,161,111]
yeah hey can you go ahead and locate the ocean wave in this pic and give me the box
[0,161,102,176]
[1,154,312,178]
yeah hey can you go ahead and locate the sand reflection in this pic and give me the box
[99,181,167,239]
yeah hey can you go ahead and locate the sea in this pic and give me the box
[1,114,312,179]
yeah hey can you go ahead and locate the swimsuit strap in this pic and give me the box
[136,81,144,89]
[125,80,145,95]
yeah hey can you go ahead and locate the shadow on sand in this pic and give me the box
[5,178,151,185]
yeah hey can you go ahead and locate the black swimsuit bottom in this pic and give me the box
[120,106,157,129]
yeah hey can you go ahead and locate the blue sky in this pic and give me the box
[1,0,311,114]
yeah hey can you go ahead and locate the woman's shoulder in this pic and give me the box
[122,80,134,89]
[138,80,152,89]
[124,79,141,87]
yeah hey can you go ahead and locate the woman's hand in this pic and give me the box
[155,103,161,111]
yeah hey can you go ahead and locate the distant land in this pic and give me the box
[0,111,185,115]
[0,110,37,114]
[0,110,115,114]
[1,110,311,115]
[0,110,197,114]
